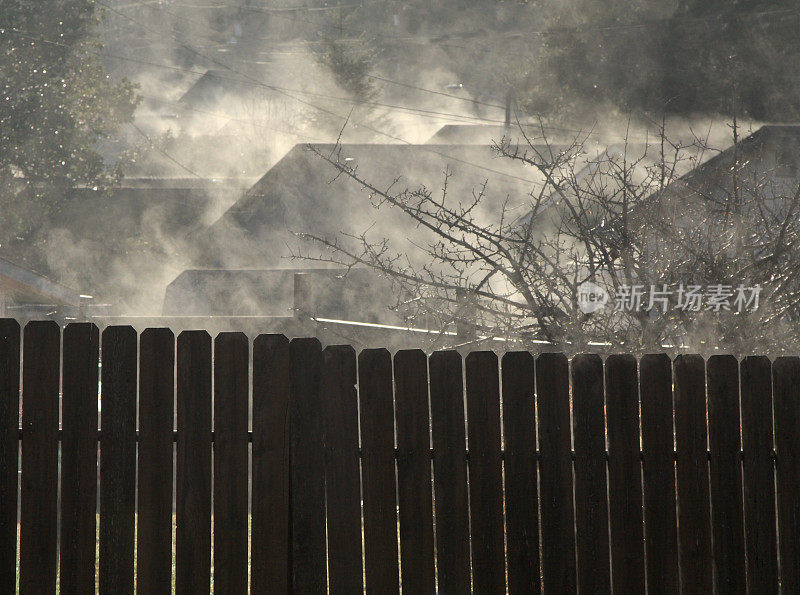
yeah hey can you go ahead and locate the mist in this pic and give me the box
[1,0,795,353]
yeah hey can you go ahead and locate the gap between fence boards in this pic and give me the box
[13,429,773,461]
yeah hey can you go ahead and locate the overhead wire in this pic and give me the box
[94,0,553,184]
[7,23,543,184]
[9,25,510,127]
[12,0,718,184]
[128,121,205,178]
[7,22,719,145]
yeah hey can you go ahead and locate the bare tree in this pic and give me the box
[294,119,800,355]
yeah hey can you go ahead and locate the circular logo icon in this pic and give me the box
[577,281,609,314]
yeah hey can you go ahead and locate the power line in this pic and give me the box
[95,0,547,184]
[5,25,674,143]
[105,0,513,124]
[364,74,506,111]
[8,11,659,185]
[168,2,363,12]
[128,122,204,178]
[105,0,666,144]
[9,25,507,127]
[139,94,322,141]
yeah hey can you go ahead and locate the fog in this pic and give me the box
[3,0,793,352]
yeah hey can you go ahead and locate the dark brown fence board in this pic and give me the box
[213,333,249,594]
[176,331,212,594]
[639,353,678,593]
[706,355,746,593]
[137,328,175,593]
[251,334,291,594]
[501,351,540,595]
[323,345,363,594]
[5,324,797,592]
[393,349,435,594]
[358,349,399,593]
[289,337,327,593]
[19,321,60,593]
[571,354,610,594]
[99,326,137,595]
[536,352,577,593]
[674,354,712,593]
[740,356,778,593]
[465,351,505,593]
[773,356,800,594]
[429,350,471,593]
[60,323,100,593]
[605,354,645,593]
[0,319,19,594]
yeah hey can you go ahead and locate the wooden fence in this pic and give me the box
[1,319,799,593]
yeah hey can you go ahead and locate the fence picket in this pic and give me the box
[99,326,137,595]
[0,319,20,594]
[536,352,577,593]
[137,328,175,593]
[773,356,800,594]
[4,324,800,592]
[707,355,746,593]
[213,333,249,594]
[19,321,60,593]
[289,338,327,593]
[393,349,435,593]
[60,323,100,593]
[606,354,645,593]
[572,354,610,594]
[640,354,678,593]
[465,351,505,593]
[740,356,778,593]
[359,349,399,593]
[674,354,712,592]
[429,350,471,593]
[176,331,212,594]
[323,345,363,594]
[251,335,291,594]
[501,351,540,595]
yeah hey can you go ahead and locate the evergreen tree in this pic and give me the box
[1,0,138,265]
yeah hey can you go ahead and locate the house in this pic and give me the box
[193,142,551,270]
[653,125,800,205]
[0,256,82,321]
[631,125,800,243]
[152,141,554,343]
[163,267,395,323]
[427,124,542,145]
[2,176,252,315]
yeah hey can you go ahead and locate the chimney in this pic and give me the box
[504,88,514,128]
[293,273,312,319]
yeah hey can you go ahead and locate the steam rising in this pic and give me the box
[20,1,765,353]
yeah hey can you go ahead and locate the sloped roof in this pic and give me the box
[635,125,800,224]
[194,142,556,268]
[669,125,800,195]
[2,177,252,313]
[427,124,541,145]
[163,267,399,323]
[177,70,259,109]
[0,256,81,305]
